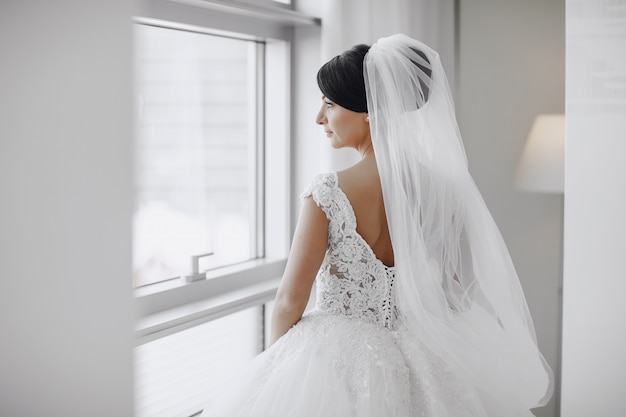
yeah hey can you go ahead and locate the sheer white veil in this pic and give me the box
[364,34,553,411]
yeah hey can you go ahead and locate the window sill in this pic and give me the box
[135,258,286,345]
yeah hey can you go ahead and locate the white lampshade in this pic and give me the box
[515,114,565,193]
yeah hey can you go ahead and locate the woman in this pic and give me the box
[202,34,553,417]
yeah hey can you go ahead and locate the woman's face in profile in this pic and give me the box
[315,96,369,150]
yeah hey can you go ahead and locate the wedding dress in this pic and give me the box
[201,172,484,417]
[201,34,552,416]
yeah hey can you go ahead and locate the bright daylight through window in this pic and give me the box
[133,24,263,287]
[132,4,294,414]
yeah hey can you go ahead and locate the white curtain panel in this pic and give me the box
[317,0,456,171]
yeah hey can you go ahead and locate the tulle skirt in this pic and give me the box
[199,310,502,417]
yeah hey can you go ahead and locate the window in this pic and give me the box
[133,1,319,415]
[133,24,264,287]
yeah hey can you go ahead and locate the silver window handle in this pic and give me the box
[181,252,214,282]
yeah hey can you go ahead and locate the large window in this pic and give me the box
[133,24,264,287]
[133,1,319,415]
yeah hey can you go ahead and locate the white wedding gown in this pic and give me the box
[201,172,487,417]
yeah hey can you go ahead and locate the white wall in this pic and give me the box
[457,1,564,416]
[561,1,626,415]
[0,2,134,416]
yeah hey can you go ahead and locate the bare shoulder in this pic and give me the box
[336,156,393,266]
[336,157,381,197]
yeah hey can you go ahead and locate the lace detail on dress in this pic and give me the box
[302,172,398,329]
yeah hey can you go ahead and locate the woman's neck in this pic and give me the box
[358,140,375,159]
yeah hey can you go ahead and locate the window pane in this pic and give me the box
[134,307,263,417]
[133,25,259,287]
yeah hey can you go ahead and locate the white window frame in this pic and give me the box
[133,0,320,346]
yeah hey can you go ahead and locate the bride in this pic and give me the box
[201,34,553,417]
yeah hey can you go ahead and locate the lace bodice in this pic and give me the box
[302,172,398,329]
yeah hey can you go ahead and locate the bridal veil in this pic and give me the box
[364,34,553,413]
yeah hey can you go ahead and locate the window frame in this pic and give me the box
[132,22,265,287]
[133,0,318,345]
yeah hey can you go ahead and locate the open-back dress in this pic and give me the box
[201,172,483,417]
